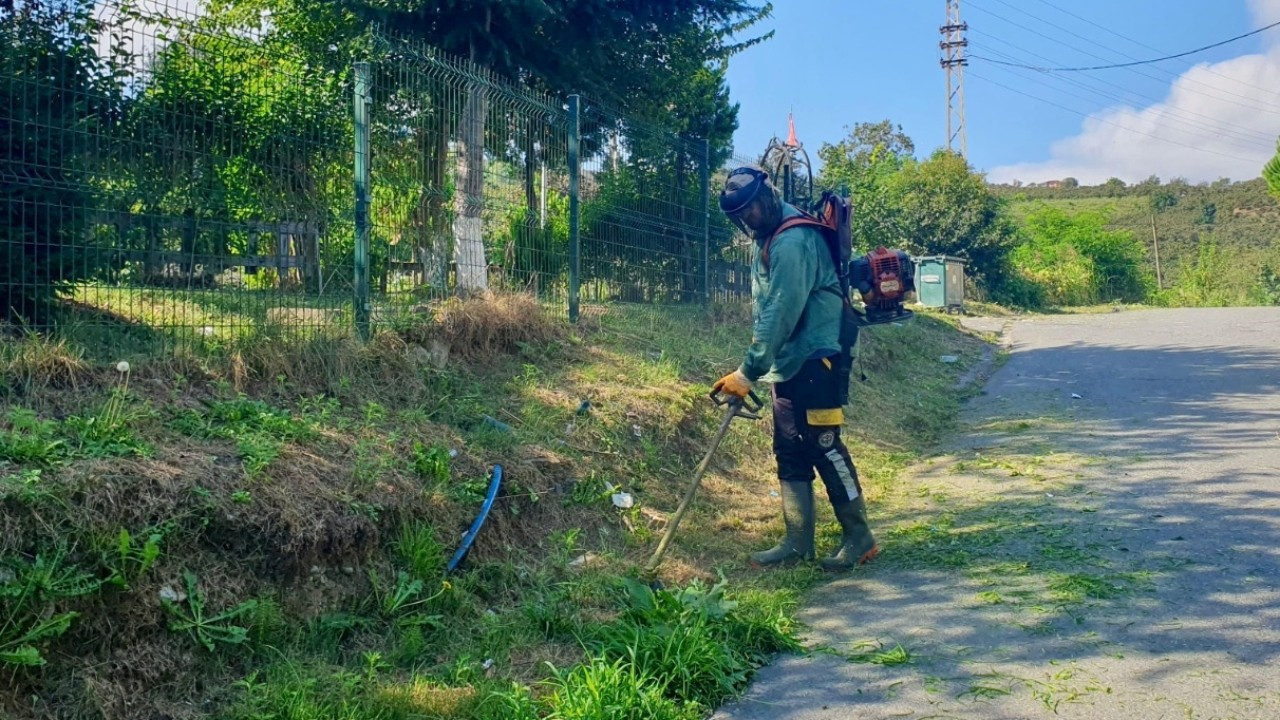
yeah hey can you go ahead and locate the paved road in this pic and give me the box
[716,308,1280,720]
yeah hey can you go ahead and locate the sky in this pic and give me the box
[724,0,1280,185]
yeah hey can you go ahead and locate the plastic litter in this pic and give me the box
[612,492,635,509]
[482,415,513,433]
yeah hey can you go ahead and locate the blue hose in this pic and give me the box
[446,464,502,574]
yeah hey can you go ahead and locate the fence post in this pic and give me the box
[701,138,711,305]
[567,94,581,323]
[353,61,372,342]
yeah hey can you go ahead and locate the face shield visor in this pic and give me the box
[719,167,772,236]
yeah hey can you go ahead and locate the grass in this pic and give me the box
[0,293,992,719]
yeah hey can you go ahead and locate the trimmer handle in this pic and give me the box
[709,388,764,420]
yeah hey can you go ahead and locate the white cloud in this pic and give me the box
[988,2,1280,185]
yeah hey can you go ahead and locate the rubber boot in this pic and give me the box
[750,482,815,567]
[821,497,878,572]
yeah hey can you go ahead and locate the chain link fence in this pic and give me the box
[1,0,757,354]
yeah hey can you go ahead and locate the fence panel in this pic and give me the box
[1,4,754,354]
[1,0,359,353]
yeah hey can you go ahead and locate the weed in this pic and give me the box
[231,490,252,504]
[368,571,447,631]
[63,411,152,458]
[363,401,388,425]
[236,435,281,478]
[0,548,101,666]
[352,435,397,487]
[102,528,163,590]
[0,612,78,667]
[63,363,151,458]
[449,475,492,504]
[542,657,699,720]
[580,577,799,708]
[409,441,451,484]
[245,596,288,647]
[0,468,62,507]
[162,571,258,652]
[568,473,612,507]
[0,409,66,466]
[179,395,316,443]
[395,522,446,579]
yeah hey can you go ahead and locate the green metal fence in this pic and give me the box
[1,0,756,353]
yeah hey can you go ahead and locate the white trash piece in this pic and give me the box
[611,492,635,509]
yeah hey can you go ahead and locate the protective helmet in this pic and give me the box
[719,166,781,237]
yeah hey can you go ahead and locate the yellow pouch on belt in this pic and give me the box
[806,408,844,426]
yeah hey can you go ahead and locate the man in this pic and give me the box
[712,166,878,572]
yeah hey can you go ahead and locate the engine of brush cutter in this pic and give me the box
[849,247,915,325]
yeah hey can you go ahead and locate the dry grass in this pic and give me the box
[402,291,565,362]
[1,331,89,392]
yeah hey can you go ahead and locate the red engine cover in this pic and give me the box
[868,246,904,301]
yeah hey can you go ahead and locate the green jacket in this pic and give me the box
[740,203,843,384]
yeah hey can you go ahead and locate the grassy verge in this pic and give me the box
[0,296,990,719]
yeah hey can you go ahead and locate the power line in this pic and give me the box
[1029,0,1280,103]
[966,0,1280,116]
[974,53,1276,152]
[969,14,1280,71]
[968,70,1265,166]
[969,31,1278,147]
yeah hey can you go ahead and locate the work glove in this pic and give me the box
[712,369,753,399]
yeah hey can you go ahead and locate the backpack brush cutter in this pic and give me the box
[849,246,916,326]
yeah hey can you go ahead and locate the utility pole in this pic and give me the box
[940,0,969,158]
[1150,211,1164,290]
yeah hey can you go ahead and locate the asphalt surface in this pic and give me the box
[715,308,1280,720]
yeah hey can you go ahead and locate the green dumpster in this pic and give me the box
[913,255,966,312]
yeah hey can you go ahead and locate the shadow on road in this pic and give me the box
[717,312,1280,719]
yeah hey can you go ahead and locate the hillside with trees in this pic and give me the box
[816,120,1280,308]
[993,176,1280,304]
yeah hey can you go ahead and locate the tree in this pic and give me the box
[114,0,356,289]
[887,150,1017,288]
[1061,177,1080,189]
[1,0,118,322]
[1265,142,1280,202]
[816,121,916,252]
[1102,177,1126,197]
[819,120,914,172]
[1134,174,1161,191]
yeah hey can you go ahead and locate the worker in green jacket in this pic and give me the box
[712,166,878,572]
